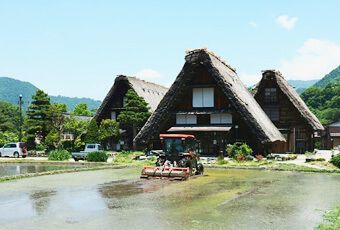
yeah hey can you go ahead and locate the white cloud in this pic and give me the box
[248,21,258,28]
[280,39,340,80]
[134,68,161,79]
[276,15,298,30]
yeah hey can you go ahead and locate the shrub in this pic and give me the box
[86,151,108,162]
[226,142,253,161]
[330,154,340,168]
[36,144,47,152]
[314,141,321,150]
[48,150,71,161]
[245,155,254,161]
[217,155,227,165]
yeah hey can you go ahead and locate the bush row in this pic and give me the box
[330,154,340,168]
[48,150,71,161]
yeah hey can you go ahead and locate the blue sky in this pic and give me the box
[0,0,339,100]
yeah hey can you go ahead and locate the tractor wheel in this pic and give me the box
[179,157,193,173]
[156,157,165,166]
[195,163,204,175]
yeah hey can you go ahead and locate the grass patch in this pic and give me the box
[309,161,340,171]
[316,205,340,230]
[275,163,340,173]
[113,151,156,166]
[0,165,130,183]
[208,161,340,173]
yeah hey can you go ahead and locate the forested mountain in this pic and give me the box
[0,77,101,111]
[313,65,340,88]
[301,65,340,124]
[287,79,319,93]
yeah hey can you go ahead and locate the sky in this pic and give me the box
[0,0,339,100]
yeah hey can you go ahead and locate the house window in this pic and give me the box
[264,108,279,121]
[210,113,232,124]
[176,114,197,125]
[264,88,277,104]
[193,88,214,108]
[111,111,116,120]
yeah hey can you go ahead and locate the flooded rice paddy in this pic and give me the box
[0,168,339,229]
[0,163,85,177]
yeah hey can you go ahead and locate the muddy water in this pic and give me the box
[0,163,85,177]
[0,168,339,230]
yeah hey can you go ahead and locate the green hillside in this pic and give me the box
[0,77,101,111]
[301,65,340,124]
[313,65,340,88]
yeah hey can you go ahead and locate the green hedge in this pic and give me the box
[86,151,108,162]
[226,142,253,161]
[48,150,71,161]
[330,154,340,168]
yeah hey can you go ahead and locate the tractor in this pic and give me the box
[141,134,204,180]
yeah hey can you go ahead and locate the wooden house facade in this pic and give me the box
[253,70,324,153]
[323,121,340,149]
[95,75,168,150]
[134,49,285,156]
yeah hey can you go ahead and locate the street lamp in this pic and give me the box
[19,94,23,142]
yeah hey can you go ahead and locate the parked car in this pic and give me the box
[0,142,27,158]
[71,143,103,161]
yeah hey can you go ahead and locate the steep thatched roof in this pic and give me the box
[95,75,168,120]
[253,70,324,131]
[134,48,285,144]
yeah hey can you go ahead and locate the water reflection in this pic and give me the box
[0,163,84,177]
[30,190,56,215]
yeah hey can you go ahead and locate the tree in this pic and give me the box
[301,82,340,124]
[72,103,92,116]
[45,103,67,149]
[63,115,90,151]
[85,119,99,143]
[0,101,20,133]
[0,132,18,146]
[25,90,51,148]
[98,119,120,149]
[117,89,151,148]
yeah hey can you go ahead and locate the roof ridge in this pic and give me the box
[185,48,236,72]
[116,75,168,89]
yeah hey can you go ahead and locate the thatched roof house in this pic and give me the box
[94,75,168,150]
[253,70,324,153]
[95,75,168,121]
[134,49,285,154]
[253,70,324,131]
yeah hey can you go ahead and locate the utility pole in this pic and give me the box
[19,94,23,142]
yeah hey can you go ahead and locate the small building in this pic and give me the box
[253,70,324,153]
[134,49,285,156]
[95,75,168,150]
[324,121,340,149]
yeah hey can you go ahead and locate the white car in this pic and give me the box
[0,142,28,158]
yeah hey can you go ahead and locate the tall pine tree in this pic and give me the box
[25,90,51,148]
[117,89,151,149]
[85,119,99,143]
